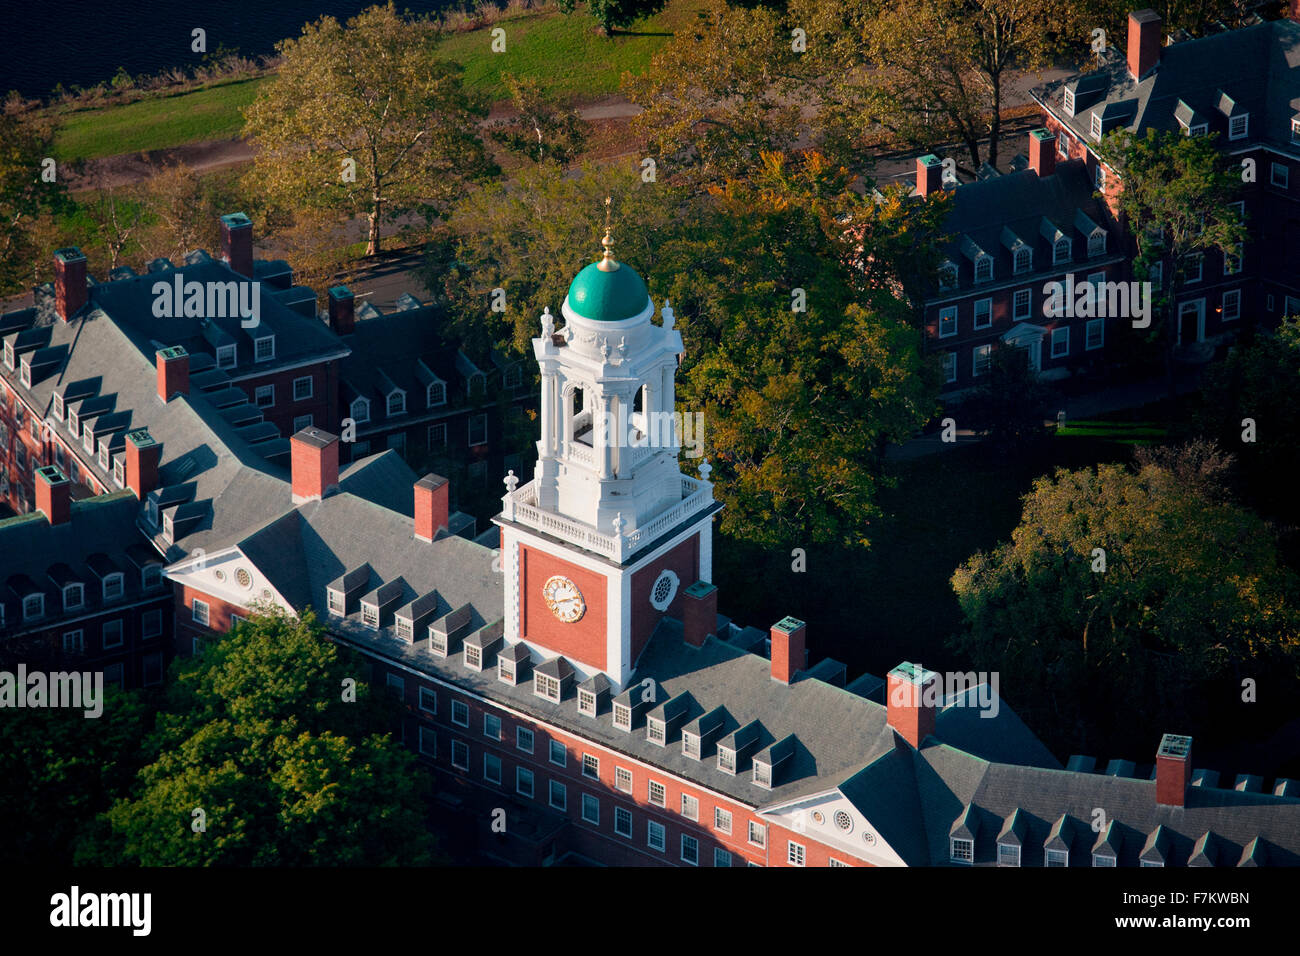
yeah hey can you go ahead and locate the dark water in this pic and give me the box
[0,0,457,99]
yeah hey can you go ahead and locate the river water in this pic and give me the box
[0,0,457,99]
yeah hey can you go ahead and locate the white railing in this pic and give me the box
[502,475,713,562]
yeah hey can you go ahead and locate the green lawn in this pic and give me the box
[53,77,270,161]
[50,3,701,163]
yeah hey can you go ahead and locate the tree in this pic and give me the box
[0,104,68,293]
[557,0,668,34]
[137,162,232,263]
[962,342,1051,453]
[80,609,443,865]
[242,2,495,256]
[489,74,589,166]
[951,442,1300,755]
[622,0,819,188]
[0,685,150,865]
[1098,128,1245,374]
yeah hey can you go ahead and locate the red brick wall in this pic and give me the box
[520,546,609,671]
[173,582,247,653]
[629,534,700,665]
[231,359,339,439]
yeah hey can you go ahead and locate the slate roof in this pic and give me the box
[0,492,166,633]
[1034,19,1300,157]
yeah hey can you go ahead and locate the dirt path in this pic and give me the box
[66,95,644,192]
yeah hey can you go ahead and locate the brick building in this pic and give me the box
[166,242,1300,866]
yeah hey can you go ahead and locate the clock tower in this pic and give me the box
[495,224,721,689]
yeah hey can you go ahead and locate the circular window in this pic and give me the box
[235,568,253,589]
[811,811,825,825]
[862,831,876,845]
[834,810,853,833]
[649,569,679,611]
[214,570,226,582]
[261,588,273,600]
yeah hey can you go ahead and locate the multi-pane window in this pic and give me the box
[787,841,806,867]
[517,767,535,799]
[142,609,163,639]
[1229,114,1249,139]
[748,821,766,848]
[1014,247,1032,274]
[253,385,276,408]
[451,739,469,770]
[1054,238,1071,264]
[192,598,209,626]
[327,590,345,615]
[647,719,665,744]
[254,336,275,362]
[681,834,699,866]
[974,256,993,283]
[1086,319,1105,350]
[63,583,84,611]
[942,352,957,384]
[103,573,124,602]
[549,780,567,811]
[385,673,404,698]
[451,699,469,727]
[517,726,534,753]
[468,414,488,447]
[613,704,632,731]
[535,673,560,702]
[549,739,566,766]
[681,794,699,821]
[582,754,600,779]
[483,753,502,785]
[1013,288,1031,321]
[938,263,958,290]
[1094,854,1116,867]
[715,807,732,834]
[615,806,633,837]
[1046,848,1068,867]
[973,298,992,329]
[938,307,957,338]
[615,767,633,793]
[1088,231,1106,257]
[972,344,992,377]
[427,423,447,448]
[718,748,736,774]
[427,382,446,407]
[387,391,405,416]
[484,713,502,740]
[1051,326,1070,358]
[350,398,370,423]
[647,821,666,852]
[419,726,437,757]
[648,781,666,807]
[715,848,732,867]
[217,345,237,369]
[419,687,437,714]
[1224,244,1243,276]
[951,839,973,862]
[998,844,1021,867]
[293,376,313,401]
[101,619,123,649]
[581,793,600,825]
[62,630,84,653]
[1271,162,1289,189]
[578,689,597,716]
[1222,289,1241,321]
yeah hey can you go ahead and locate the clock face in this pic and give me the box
[542,575,586,623]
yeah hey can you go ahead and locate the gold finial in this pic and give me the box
[598,195,619,272]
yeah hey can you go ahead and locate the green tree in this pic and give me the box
[81,609,442,865]
[962,343,1052,453]
[951,442,1300,755]
[242,2,494,256]
[1098,128,1245,372]
[557,0,668,33]
[0,105,67,293]
[489,74,589,166]
[0,685,151,865]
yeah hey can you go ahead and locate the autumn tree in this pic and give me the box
[0,105,68,293]
[242,2,495,256]
[951,442,1300,755]
[80,609,442,865]
[489,74,589,166]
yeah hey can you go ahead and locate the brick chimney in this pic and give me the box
[156,346,189,402]
[770,616,806,684]
[1155,733,1193,807]
[681,580,718,647]
[1028,128,1057,178]
[887,662,939,749]
[54,247,87,322]
[1127,10,1162,81]
[916,154,944,198]
[219,212,254,278]
[413,473,449,542]
[291,427,340,504]
[328,285,356,336]
[124,428,162,501]
[34,465,71,525]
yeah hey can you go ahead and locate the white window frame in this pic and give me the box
[350,398,370,424]
[549,779,567,811]
[1013,288,1031,321]
[581,793,600,825]
[419,687,437,714]
[63,582,84,612]
[426,381,446,407]
[1292,118,1300,144]
[681,834,699,866]
[62,629,84,653]
[972,344,992,377]
[483,713,502,741]
[549,739,566,767]
[1221,289,1241,321]
[681,794,698,821]
[938,306,957,338]
[517,766,534,799]
[1183,253,1204,284]
[951,838,974,863]
[942,351,957,384]
[582,753,600,780]
[614,806,633,838]
[615,767,633,793]
[192,598,209,626]
[451,739,469,771]
[1094,162,1107,191]
[1051,326,1070,358]
[715,806,732,834]
[998,843,1021,867]
[1063,89,1075,116]
[451,699,469,727]
[1229,113,1249,140]
[468,414,488,447]
[748,821,766,848]
[483,752,502,786]
[386,390,406,417]
[715,848,733,867]
[292,376,313,402]
[534,672,561,702]
[1054,237,1071,265]
[1088,231,1106,257]
[787,841,806,867]
[973,298,992,330]
[254,336,275,363]
[516,726,534,753]
[101,619,123,649]
[1093,853,1116,867]
[1014,247,1032,275]
[216,345,237,369]
[648,780,666,807]
[1089,112,1102,141]
[254,385,275,408]
[1271,162,1289,189]
[974,255,993,283]
[1046,848,1068,867]
[292,414,313,432]
[647,820,666,852]
[1086,318,1105,350]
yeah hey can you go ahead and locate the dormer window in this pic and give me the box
[469,372,485,397]
[327,589,344,615]
[103,573,124,602]
[1095,163,1107,190]
[938,262,958,290]
[753,762,772,788]
[718,747,736,774]
[426,381,446,407]
[1046,848,1068,867]
[254,336,275,363]
[503,365,523,389]
[683,733,700,759]
[1054,238,1072,264]
[998,843,1021,867]
[362,602,379,628]
[974,256,993,283]
[1229,114,1249,140]
[464,644,481,669]
[82,427,95,454]
[112,458,125,488]
[2,342,13,370]
[216,345,237,369]
[142,565,162,591]
[534,672,561,702]
[387,390,406,416]
[578,689,597,716]
[1089,112,1104,142]
[66,409,79,436]
[647,718,666,745]
[1063,89,1075,116]
[498,657,516,684]
[614,703,632,731]
[395,618,413,641]
[63,583,84,611]
[19,363,30,387]
[1093,853,1116,867]
[951,838,974,863]
[97,442,110,470]
[1014,247,1032,274]
[51,394,64,421]
[350,398,370,424]
[1088,231,1106,257]
[1188,123,1207,137]
[23,593,44,621]
[1292,118,1300,144]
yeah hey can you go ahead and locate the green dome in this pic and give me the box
[566,260,649,322]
